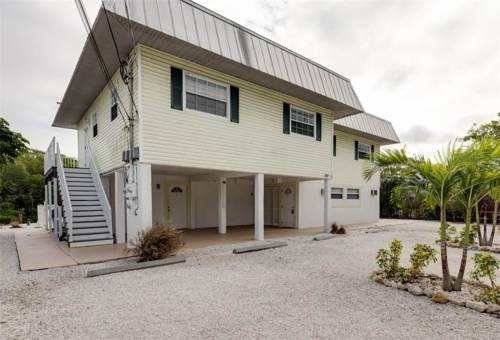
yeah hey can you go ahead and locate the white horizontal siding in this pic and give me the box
[140,45,333,178]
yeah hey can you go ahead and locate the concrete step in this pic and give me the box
[72,220,106,228]
[73,215,105,223]
[72,230,111,239]
[64,167,90,173]
[69,238,113,248]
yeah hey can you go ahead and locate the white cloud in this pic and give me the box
[1,0,499,158]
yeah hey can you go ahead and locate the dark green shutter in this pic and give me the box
[371,144,375,162]
[354,140,359,160]
[283,103,290,134]
[230,86,239,123]
[171,67,183,110]
[315,113,322,141]
[333,135,336,156]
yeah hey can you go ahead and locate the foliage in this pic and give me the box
[0,150,44,222]
[463,113,500,142]
[131,224,184,262]
[408,244,437,278]
[0,118,29,169]
[376,239,403,278]
[470,252,500,304]
[330,223,338,234]
[337,226,346,234]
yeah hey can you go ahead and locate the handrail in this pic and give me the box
[87,146,113,234]
[44,137,56,175]
[56,143,73,242]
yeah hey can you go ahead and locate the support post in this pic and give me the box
[323,177,330,233]
[254,173,264,241]
[47,181,53,231]
[218,177,227,234]
[53,178,59,237]
[126,163,152,247]
[114,170,126,243]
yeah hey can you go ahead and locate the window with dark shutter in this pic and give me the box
[315,113,322,141]
[92,112,98,138]
[171,67,183,110]
[333,135,337,156]
[371,145,375,162]
[354,140,359,160]
[110,89,117,121]
[230,86,239,123]
[283,102,290,134]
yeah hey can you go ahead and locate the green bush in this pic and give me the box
[470,252,499,304]
[409,244,437,278]
[0,215,16,225]
[376,239,403,278]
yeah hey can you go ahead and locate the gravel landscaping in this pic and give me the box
[1,220,500,339]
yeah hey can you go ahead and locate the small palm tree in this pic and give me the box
[364,142,467,291]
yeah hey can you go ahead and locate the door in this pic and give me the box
[280,186,295,227]
[167,183,187,228]
[83,122,90,167]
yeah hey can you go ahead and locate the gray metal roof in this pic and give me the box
[334,112,400,145]
[53,0,364,128]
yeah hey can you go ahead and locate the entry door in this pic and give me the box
[167,184,187,228]
[280,186,295,227]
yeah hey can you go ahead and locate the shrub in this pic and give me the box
[470,252,499,304]
[431,292,448,304]
[337,226,346,234]
[131,224,184,262]
[445,223,457,242]
[0,215,16,225]
[408,244,437,278]
[10,221,21,228]
[458,227,476,246]
[330,223,338,234]
[376,239,403,278]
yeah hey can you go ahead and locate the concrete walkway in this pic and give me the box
[14,228,130,271]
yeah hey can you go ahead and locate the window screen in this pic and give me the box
[290,107,315,137]
[185,74,228,117]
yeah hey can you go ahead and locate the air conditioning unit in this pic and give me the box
[122,147,140,162]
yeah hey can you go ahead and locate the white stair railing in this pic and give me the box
[56,143,74,242]
[87,146,113,235]
[44,137,56,175]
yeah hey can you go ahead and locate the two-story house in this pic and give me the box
[43,0,399,247]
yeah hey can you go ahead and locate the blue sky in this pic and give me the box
[1,0,499,158]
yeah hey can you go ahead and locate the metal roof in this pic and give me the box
[53,0,364,128]
[334,112,400,145]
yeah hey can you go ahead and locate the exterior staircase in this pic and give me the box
[64,168,113,247]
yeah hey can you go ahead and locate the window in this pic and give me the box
[92,112,98,137]
[290,106,315,137]
[110,90,118,121]
[185,73,228,117]
[358,143,371,160]
[347,188,360,200]
[331,187,343,199]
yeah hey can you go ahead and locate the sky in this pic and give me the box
[1,0,499,158]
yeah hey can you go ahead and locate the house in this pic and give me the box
[43,0,399,247]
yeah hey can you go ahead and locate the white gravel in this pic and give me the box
[1,221,499,340]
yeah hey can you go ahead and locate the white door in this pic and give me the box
[83,123,90,167]
[167,183,187,228]
[280,186,295,227]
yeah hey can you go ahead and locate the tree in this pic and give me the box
[0,118,29,169]
[463,113,500,142]
[364,142,468,291]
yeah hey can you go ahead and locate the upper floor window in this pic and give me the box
[185,73,228,117]
[92,112,98,137]
[331,187,343,199]
[290,106,315,137]
[358,142,371,160]
[110,89,118,121]
[347,188,360,200]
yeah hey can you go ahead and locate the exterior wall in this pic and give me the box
[76,50,139,174]
[299,130,381,227]
[139,45,333,179]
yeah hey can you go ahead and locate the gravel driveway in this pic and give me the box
[1,221,499,340]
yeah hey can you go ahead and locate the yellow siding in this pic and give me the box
[332,130,380,187]
[139,45,333,178]
[77,51,139,174]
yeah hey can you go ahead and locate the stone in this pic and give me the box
[407,284,424,296]
[86,255,186,277]
[446,295,466,306]
[312,233,334,241]
[486,303,500,314]
[424,288,436,298]
[465,300,487,312]
[233,241,287,254]
[397,282,406,290]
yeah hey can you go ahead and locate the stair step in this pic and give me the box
[69,238,113,248]
[64,168,90,173]
[72,205,102,210]
[69,191,97,196]
[73,221,106,228]
[71,196,99,202]
[67,177,93,182]
[73,210,104,217]
[73,215,105,222]
[73,230,110,237]
[72,233,112,241]
[65,173,92,179]
[68,182,95,188]
[73,224,109,230]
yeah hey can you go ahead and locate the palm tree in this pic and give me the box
[364,142,467,291]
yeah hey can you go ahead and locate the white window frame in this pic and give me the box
[358,142,371,160]
[346,188,360,200]
[290,105,316,138]
[183,71,230,119]
[331,187,343,200]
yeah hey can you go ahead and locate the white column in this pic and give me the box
[323,177,330,233]
[254,173,264,241]
[114,170,126,243]
[218,177,227,234]
[44,184,48,229]
[126,163,152,247]
[189,181,196,229]
[53,178,59,237]
[47,181,53,231]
